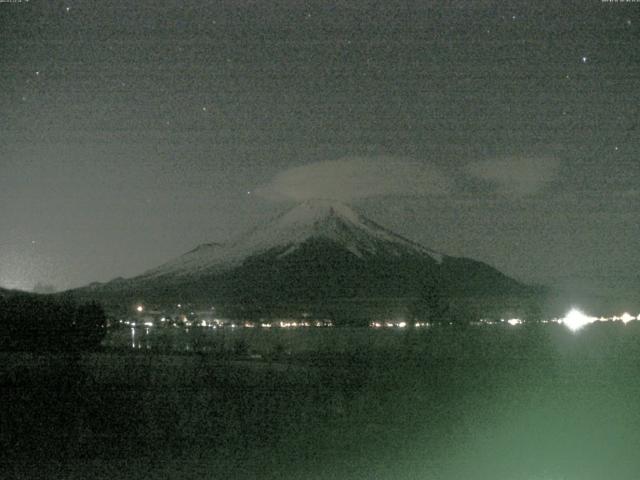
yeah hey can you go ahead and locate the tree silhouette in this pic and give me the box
[73,301,107,350]
[0,294,106,352]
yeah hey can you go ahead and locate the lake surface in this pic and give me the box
[3,322,640,479]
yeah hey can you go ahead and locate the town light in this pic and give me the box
[562,308,594,332]
[619,312,634,324]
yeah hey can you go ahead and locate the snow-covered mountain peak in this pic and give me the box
[139,201,443,279]
[275,200,362,228]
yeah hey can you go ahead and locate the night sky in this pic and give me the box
[1,1,638,304]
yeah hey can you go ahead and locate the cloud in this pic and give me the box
[255,156,451,201]
[465,157,561,196]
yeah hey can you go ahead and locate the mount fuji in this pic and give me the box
[142,200,444,279]
[73,200,543,322]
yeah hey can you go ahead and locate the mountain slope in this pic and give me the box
[73,200,542,321]
[140,200,442,279]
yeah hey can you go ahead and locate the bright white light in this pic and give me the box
[562,308,595,332]
[397,322,407,328]
[507,318,522,326]
[621,312,634,324]
[136,305,144,312]
[144,322,153,327]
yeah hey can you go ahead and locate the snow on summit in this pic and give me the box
[141,200,443,279]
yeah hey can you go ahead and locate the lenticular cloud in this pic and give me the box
[255,156,451,201]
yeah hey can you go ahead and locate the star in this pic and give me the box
[65,6,70,13]
[581,56,588,63]
[35,71,40,76]
[202,106,207,112]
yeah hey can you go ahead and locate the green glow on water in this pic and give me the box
[6,323,640,479]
